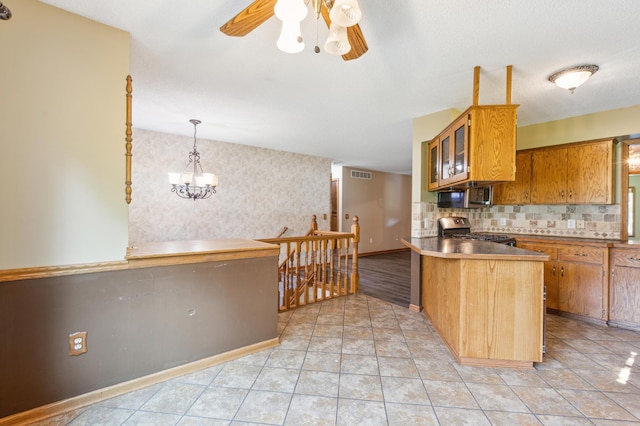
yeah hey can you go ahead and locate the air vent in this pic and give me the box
[351,170,372,180]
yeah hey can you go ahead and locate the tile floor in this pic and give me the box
[37,294,640,425]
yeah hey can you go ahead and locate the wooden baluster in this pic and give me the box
[296,240,303,306]
[350,216,360,294]
[285,242,292,309]
[124,75,133,204]
[308,214,318,235]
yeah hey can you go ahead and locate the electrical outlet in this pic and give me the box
[69,331,87,356]
[499,218,507,226]
[567,219,576,229]
[577,220,585,229]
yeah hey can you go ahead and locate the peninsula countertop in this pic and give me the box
[402,237,550,261]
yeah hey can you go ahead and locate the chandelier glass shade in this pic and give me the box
[548,65,599,93]
[168,119,218,200]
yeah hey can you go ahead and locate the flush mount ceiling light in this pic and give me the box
[548,64,599,94]
[168,119,218,201]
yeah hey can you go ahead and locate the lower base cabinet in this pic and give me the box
[518,240,607,321]
[609,248,640,329]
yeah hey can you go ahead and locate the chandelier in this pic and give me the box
[0,2,12,20]
[168,119,218,200]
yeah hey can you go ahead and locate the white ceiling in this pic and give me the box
[39,0,640,174]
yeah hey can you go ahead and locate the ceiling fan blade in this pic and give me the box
[320,4,368,61]
[220,0,277,37]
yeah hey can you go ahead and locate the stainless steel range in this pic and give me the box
[438,216,516,246]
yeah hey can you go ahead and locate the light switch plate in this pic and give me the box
[567,219,576,229]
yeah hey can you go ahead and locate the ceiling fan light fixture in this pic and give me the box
[548,64,599,94]
[274,0,307,22]
[324,23,351,55]
[277,20,305,53]
[329,0,362,27]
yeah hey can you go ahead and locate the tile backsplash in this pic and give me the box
[412,202,621,240]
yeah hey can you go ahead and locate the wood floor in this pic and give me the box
[357,250,411,307]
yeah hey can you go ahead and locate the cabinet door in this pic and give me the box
[531,148,567,204]
[493,151,531,205]
[567,140,614,204]
[559,262,604,319]
[451,118,469,182]
[427,138,440,191]
[544,261,559,310]
[440,133,451,183]
[610,266,640,326]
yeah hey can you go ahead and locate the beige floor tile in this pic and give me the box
[557,389,638,421]
[284,394,337,426]
[432,406,491,425]
[423,380,479,409]
[338,373,383,401]
[377,356,419,378]
[66,406,135,425]
[466,382,530,412]
[340,353,378,375]
[453,364,505,384]
[212,364,262,389]
[381,376,430,405]
[295,370,340,397]
[140,382,205,415]
[337,399,387,426]
[511,386,581,417]
[342,325,373,339]
[572,368,640,393]
[372,327,405,341]
[302,351,341,372]
[308,336,343,353]
[313,324,344,338]
[252,367,300,393]
[413,359,463,382]
[483,411,542,426]
[185,387,248,419]
[604,391,640,419]
[123,411,182,425]
[536,369,595,391]
[266,348,307,369]
[341,338,376,355]
[535,414,594,425]
[385,402,439,425]
[234,390,292,424]
[498,369,549,387]
[375,340,411,357]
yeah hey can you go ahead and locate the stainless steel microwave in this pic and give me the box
[437,186,493,209]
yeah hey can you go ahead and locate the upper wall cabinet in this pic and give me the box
[429,105,518,190]
[531,139,615,204]
[494,138,616,205]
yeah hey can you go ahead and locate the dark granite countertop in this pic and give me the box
[402,237,549,261]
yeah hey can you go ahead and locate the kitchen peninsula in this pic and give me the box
[403,237,549,368]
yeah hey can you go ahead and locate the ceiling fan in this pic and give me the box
[220,0,368,61]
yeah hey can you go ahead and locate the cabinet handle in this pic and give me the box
[561,189,565,199]
[525,191,529,200]
[552,265,556,276]
[569,188,573,199]
[560,266,564,277]
[574,253,588,257]
[628,257,640,261]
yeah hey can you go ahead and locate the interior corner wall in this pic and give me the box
[0,0,130,269]
[128,129,332,243]
[340,167,412,254]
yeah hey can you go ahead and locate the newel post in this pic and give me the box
[309,214,318,235]
[350,216,360,293]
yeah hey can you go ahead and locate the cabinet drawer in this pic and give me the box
[611,249,640,268]
[518,243,557,260]
[558,246,605,264]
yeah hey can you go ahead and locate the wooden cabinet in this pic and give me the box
[493,151,532,205]
[428,105,517,190]
[530,139,615,204]
[609,247,640,329]
[518,239,608,320]
[427,139,440,191]
[518,242,559,310]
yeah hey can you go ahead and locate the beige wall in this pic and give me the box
[0,0,130,269]
[338,167,412,254]
[129,129,332,243]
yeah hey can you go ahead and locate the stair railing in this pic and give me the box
[260,215,360,311]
